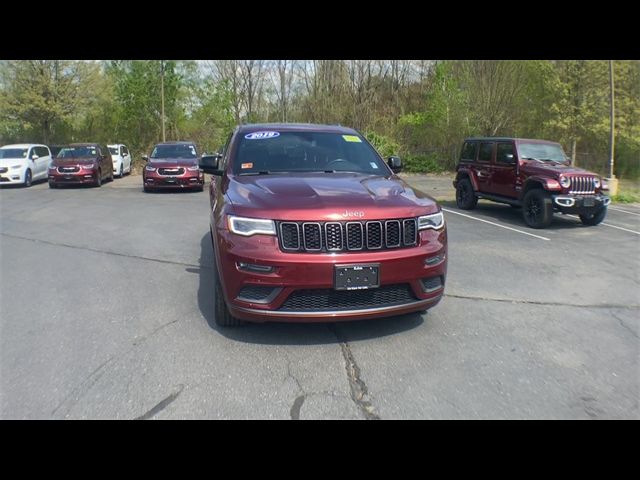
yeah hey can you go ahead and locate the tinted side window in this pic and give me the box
[496,143,515,164]
[122,146,129,155]
[36,147,48,157]
[460,142,478,162]
[478,142,494,162]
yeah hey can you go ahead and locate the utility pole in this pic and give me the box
[161,60,166,142]
[607,60,618,195]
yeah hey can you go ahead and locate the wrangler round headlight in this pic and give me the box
[559,176,571,188]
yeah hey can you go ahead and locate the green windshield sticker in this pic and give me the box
[342,135,362,143]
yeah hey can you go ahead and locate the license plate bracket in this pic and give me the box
[583,196,595,207]
[334,264,380,291]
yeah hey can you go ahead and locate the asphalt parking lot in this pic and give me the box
[1,174,638,419]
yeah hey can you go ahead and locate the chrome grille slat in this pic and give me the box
[276,218,420,253]
[366,221,383,249]
[385,220,401,248]
[325,222,343,251]
[569,176,595,194]
[346,222,364,250]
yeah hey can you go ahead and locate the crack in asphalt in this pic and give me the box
[445,293,640,310]
[286,360,306,420]
[328,324,380,420]
[610,312,639,340]
[51,356,116,417]
[50,318,182,418]
[135,384,185,420]
[0,232,211,270]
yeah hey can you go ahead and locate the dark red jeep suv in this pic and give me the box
[48,143,114,188]
[453,137,611,228]
[199,124,447,326]
[142,141,204,192]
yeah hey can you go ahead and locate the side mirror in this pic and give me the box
[504,153,516,164]
[387,156,402,174]
[141,155,149,162]
[123,152,128,157]
[200,154,223,175]
[31,154,40,161]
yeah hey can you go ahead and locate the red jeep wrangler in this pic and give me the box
[453,137,611,228]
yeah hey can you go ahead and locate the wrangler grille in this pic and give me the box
[569,176,596,194]
[277,218,418,253]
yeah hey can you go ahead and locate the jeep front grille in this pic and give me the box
[569,176,596,194]
[277,218,418,253]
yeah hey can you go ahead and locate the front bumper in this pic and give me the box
[552,194,610,214]
[48,170,97,184]
[0,167,27,184]
[144,170,204,189]
[214,226,448,323]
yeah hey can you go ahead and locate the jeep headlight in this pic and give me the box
[593,177,601,188]
[418,211,444,230]
[228,215,276,236]
[559,176,571,188]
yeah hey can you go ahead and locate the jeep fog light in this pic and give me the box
[425,253,445,266]
[237,262,275,274]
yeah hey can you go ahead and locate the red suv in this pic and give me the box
[142,141,204,192]
[453,137,611,228]
[199,124,447,326]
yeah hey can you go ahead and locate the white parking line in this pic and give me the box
[566,215,640,236]
[609,206,640,217]
[442,208,550,241]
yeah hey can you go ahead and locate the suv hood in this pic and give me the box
[148,158,198,167]
[521,160,598,177]
[226,173,439,221]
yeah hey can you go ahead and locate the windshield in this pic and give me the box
[0,148,28,159]
[519,142,568,163]
[57,146,98,158]
[151,144,197,159]
[233,131,387,175]
[109,147,119,155]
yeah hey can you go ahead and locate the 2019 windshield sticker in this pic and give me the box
[241,162,254,169]
[245,131,280,140]
[342,135,362,143]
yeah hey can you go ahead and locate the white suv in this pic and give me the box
[108,144,132,178]
[0,144,51,187]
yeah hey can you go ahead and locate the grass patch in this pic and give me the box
[612,179,640,203]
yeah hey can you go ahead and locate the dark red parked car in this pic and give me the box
[199,124,447,326]
[142,141,204,192]
[48,143,114,188]
[453,137,611,228]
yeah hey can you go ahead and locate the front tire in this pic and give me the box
[23,169,32,188]
[94,170,102,187]
[580,207,607,226]
[522,189,553,228]
[456,178,477,210]
[214,264,242,327]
